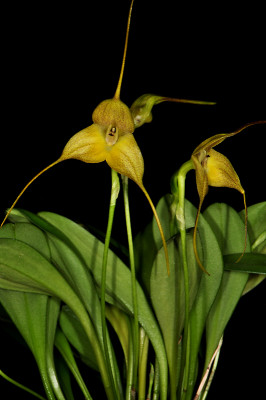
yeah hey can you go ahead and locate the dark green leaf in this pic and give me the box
[36,211,169,400]
[203,204,250,380]
[0,237,112,398]
[239,202,266,294]
[0,291,62,400]
[184,202,224,400]
[55,327,92,399]
[0,221,51,260]
[150,233,201,397]
[240,202,266,251]
[54,356,75,400]
[224,253,266,274]
[59,306,99,371]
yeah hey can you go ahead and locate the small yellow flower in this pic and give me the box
[60,98,142,185]
[1,95,171,273]
[0,0,172,273]
[191,121,266,273]
[0,0,217,276]
[130,94,215,128]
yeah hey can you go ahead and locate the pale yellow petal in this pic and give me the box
[192,121,266,156]
[92,99,135,135]
[106,133,144,186]
[191,153,209,205]
[61,124,107,163]
[206,149,243,193]
[191,154,210,275]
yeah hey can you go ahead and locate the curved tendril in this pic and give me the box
[1,159,62,227]
[140,184,170,275]
[193,199,210,276]
[158,96,216,106]
[114,0,135,100]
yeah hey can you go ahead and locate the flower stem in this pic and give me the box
[0,369,46,400]
[171,160,195,399]
[101,169,120,399]
[138,327,149,400]
[126,318,134,400]
[195,337,223,400]
[152,358,160,400]
[122,175,139,393]
[147,363,155,400]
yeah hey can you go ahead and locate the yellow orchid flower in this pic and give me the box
[130,94,215,128]
[191,121,266,273]
[0,0,169,275]
[1,0,216,275]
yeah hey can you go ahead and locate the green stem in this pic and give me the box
[101,169,120,400]
[122,175,139,394]
[171,160,195,399]
[0,369,46,400]
[147,364,154,400]
[126,318,134,400]
[152,358,160,400]
[138,327,149,400]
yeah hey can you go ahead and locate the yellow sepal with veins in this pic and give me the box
[191,122,266,274]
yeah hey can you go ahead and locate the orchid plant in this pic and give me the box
[0,1,265,400]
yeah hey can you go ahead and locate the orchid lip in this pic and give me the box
[105,125,119,146]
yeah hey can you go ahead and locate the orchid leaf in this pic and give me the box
[140,197,223,398]
[150,233,201,398]
[135,195,197,294]
[46,297,65,400]
[45,234,104,344]
[22,210,169,400]
[202,203,250,374]
[241,202,266,249]
[0,237,113,398]
[59,306,99,371]
[4,210,167,397]
[46,229,123,399]
[184,201,224,400]
[134,221,156,292]
[224,253,266,274]
[0,291,62,400]
[2,212,103,349]
[8,209,73,246]
[239,202,266,294]
[0,221,53,294]
[152,195,197,245]
[203,203,250,256]
[55,327,92,399]
[0,221,51,259]
[105,304,131,371]
[54,356,75,400]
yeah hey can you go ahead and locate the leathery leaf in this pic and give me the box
[150,233,201,397]
[0,236,113,399]
[240,202,266,294]
[202,203,250,374]
[14,209,169,400]
[184,201,223,399]
[0,291,62,400]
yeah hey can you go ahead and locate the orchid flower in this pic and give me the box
[191,121,266,273]
[1,0,215,274]
[1,0,171,273]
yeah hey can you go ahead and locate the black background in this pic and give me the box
[1,1,265,399]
